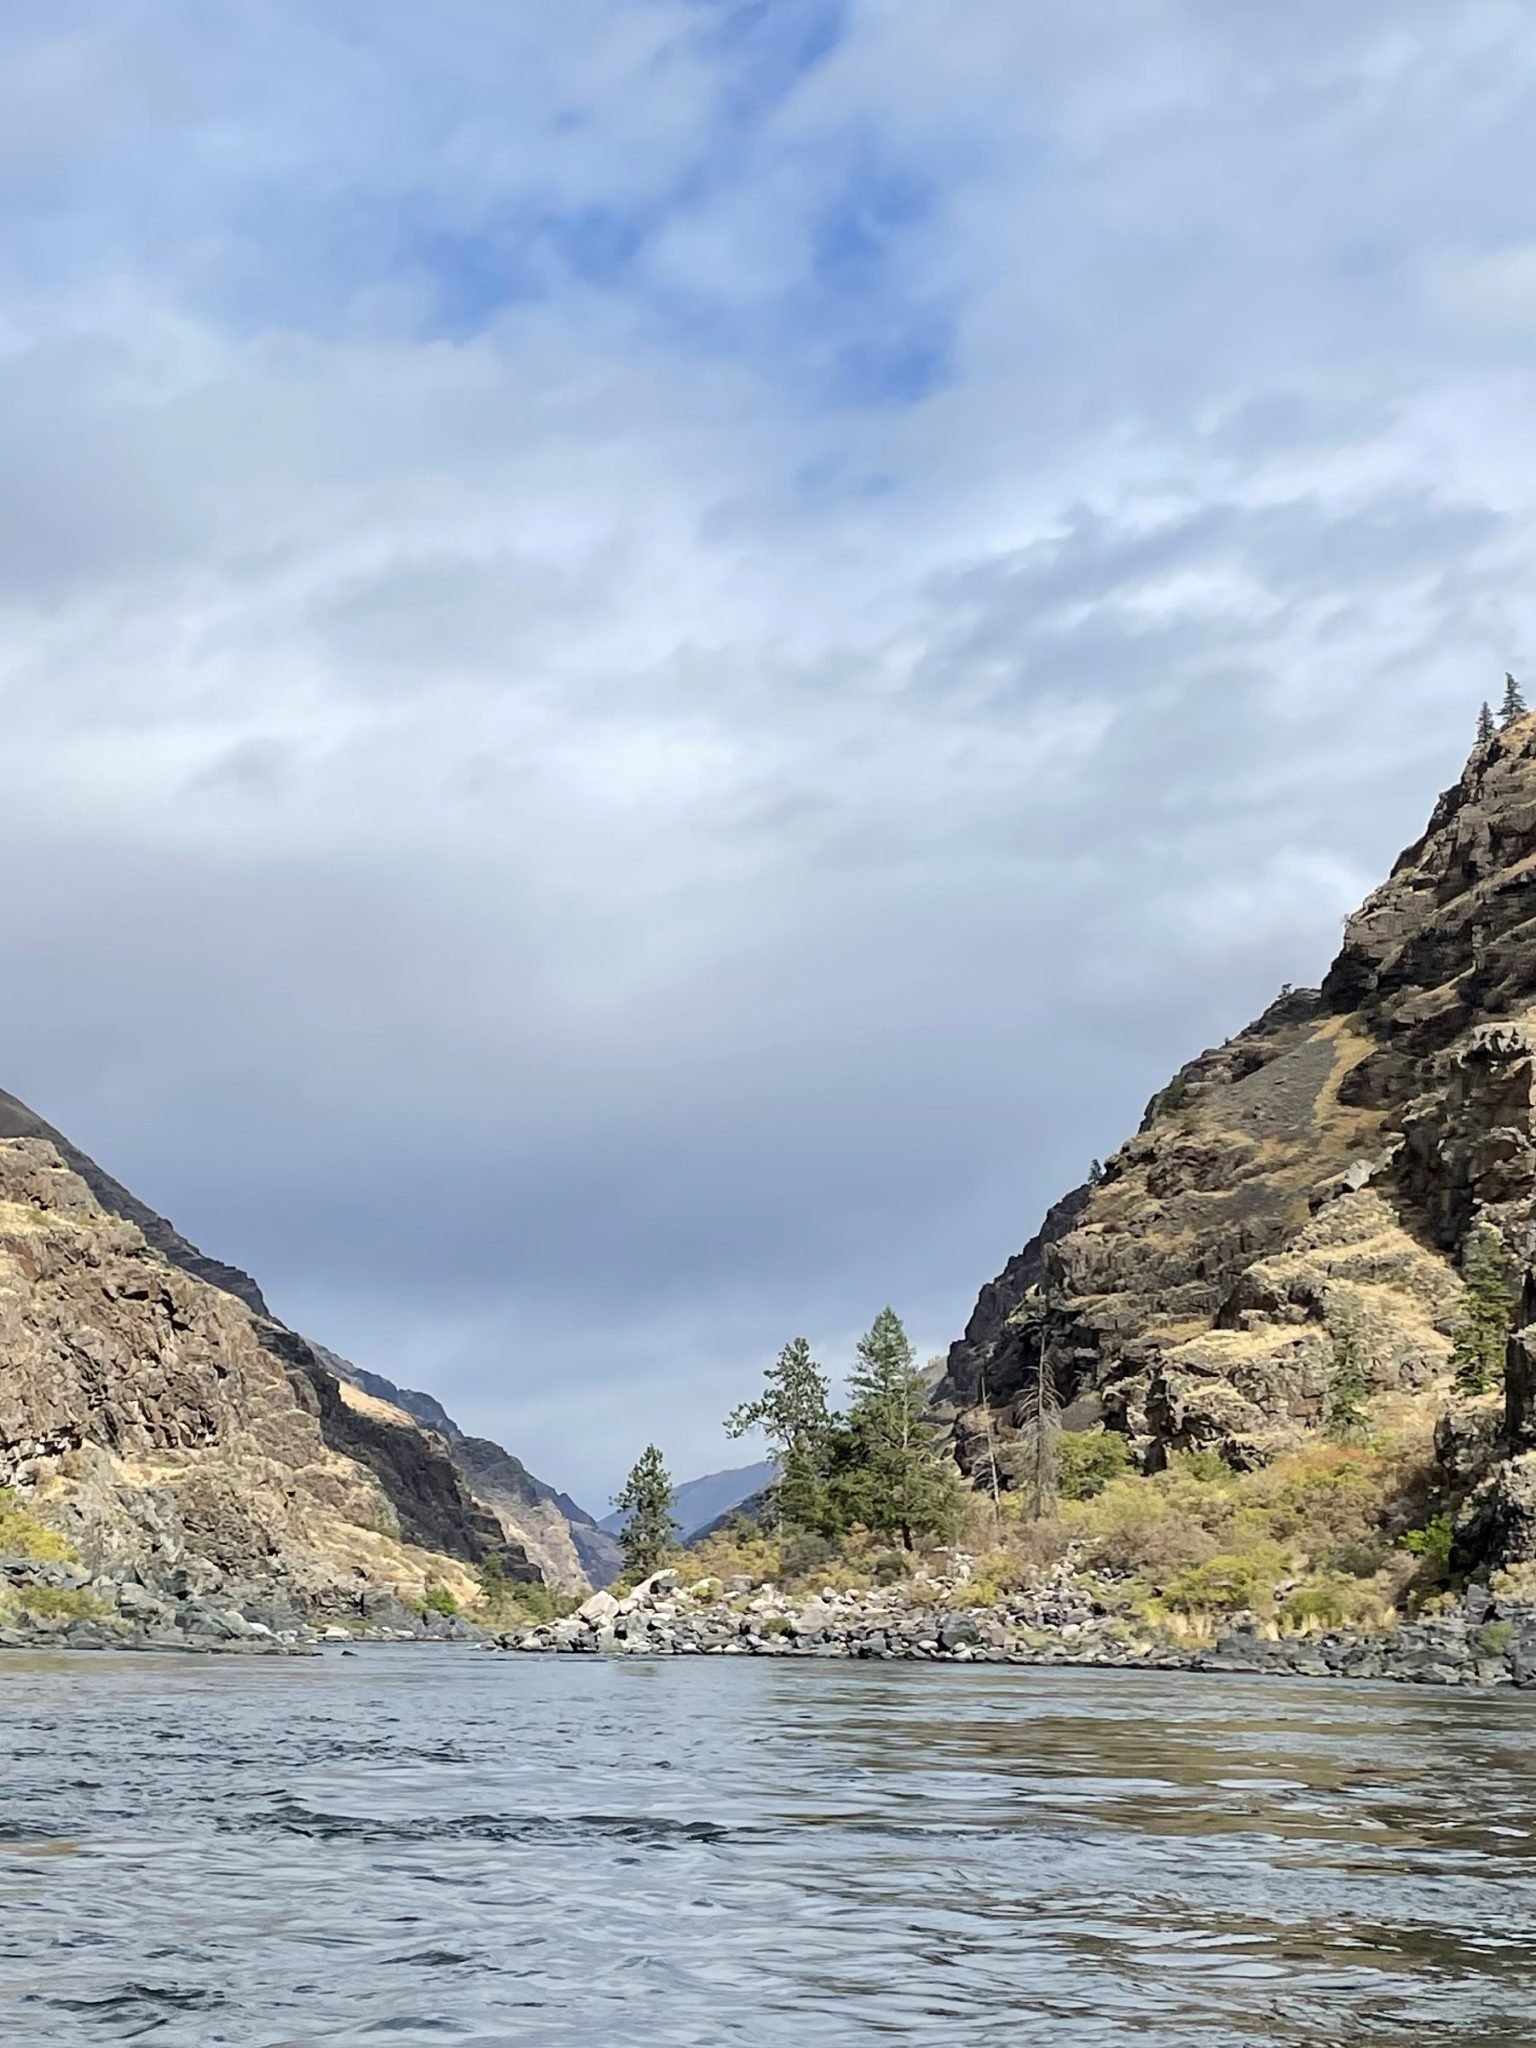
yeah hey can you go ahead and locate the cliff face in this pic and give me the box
[311,1346,620,1590]
[0,1136,537,1607]
[0,1093,618,1591]
[938,714,1536,1571]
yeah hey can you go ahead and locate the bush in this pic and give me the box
[1169,1448,1229,1484]
[762,1614,792,1637]
[1277,1575,1376,1632]
[0,1489,77,1564]
[1400,1514,1454,1574]
[1158,1547,1285,1618]
[870,1549,911,1586]
[14,1585,110,1624]
[1478,1620,1515,1657]
[1057,1429,1132,1501]
[686,1525,782,1589]
[1064,1478,1217,1577]
[420,1584,459,1617]
[509,1582,582,1625]
[779,1528,838,1585]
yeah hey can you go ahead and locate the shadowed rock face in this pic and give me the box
[309,1347,620,1589]
[0,1136,536,1601]
[938,714,1536,1565]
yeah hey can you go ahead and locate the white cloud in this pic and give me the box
[4,2,1536,1502]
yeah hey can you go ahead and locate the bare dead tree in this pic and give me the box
[1003,1303,1062,1521]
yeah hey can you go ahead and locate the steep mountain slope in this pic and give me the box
[936,714,1536,1576]
[601,1460,779,1545]
[0,1089,618,1590]
[316,1344,621,1589]
[0,1089,271,1313]
[0,1136,533,1609]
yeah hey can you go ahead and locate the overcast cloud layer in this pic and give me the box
[6,2,1536,1508]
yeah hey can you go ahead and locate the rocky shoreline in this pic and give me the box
[12,1553,1536,1688]
[0,1556,484,1657]
[493,1567,1536,1690]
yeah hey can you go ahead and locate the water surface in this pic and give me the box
[2,1648,1533,2044]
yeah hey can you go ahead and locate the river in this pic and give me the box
[2,1648,1533,2044]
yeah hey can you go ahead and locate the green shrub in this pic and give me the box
[1158,1548,1285,1617]
[1400,1514,1454,1574]
[1478,1620,1515,1657]
[762,1614,792,1637]
[0,1489,77,1564]
[779,1528,838,1584]
[1057,1429,1132,1501]
[420,1583,459,1617]
[1277,1575,1375,1632]
[870,1549,911,1586]
[1169,1448,1229,1484]
[15,1585,110,1624]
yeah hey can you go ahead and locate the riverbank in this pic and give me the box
[0,1555,483,1656]
[492,1566,1536,1689]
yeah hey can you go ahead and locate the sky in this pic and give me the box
[5,1,1536,1512]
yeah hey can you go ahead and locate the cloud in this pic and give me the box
[3,3,1536,1507]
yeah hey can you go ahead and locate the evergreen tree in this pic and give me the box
[611,1444,678,1580]
[1478,700,1497,746]
[834,1308,963,1549]
[1501,673,1527,728]
[1453,1226,1518,1396]
[726,1337,835,1530]
[1323,1313,1371,1443]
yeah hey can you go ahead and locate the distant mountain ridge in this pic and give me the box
[312,1345,620,1588]
[602,1460,778,1544]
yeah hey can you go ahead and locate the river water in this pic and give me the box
[2,1649,1534,2045]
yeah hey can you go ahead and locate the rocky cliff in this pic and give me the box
[936,712,1536,1578]
[0,1092,618,1591]
[0,1135,536,1616]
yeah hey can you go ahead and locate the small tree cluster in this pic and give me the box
[724,1310,963,1552]
[1500,673,1527,729]
[1452,1225,1518,1396]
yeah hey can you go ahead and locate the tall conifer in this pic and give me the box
[612,1444,679,1580]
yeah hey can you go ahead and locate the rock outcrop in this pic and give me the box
[0,1133,537,1618]
[936,713,1536,1573]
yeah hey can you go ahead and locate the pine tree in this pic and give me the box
[1501,673,1527,728]
[612,1444,678,1581]
[1323,1313,1371,1443]
[726,1337,835,1530]
[834,1308,963,1549]
[1453,1226,1518,1396]
[1478,701,1497,746]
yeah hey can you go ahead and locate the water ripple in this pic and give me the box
[2,1650,1535,2044]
